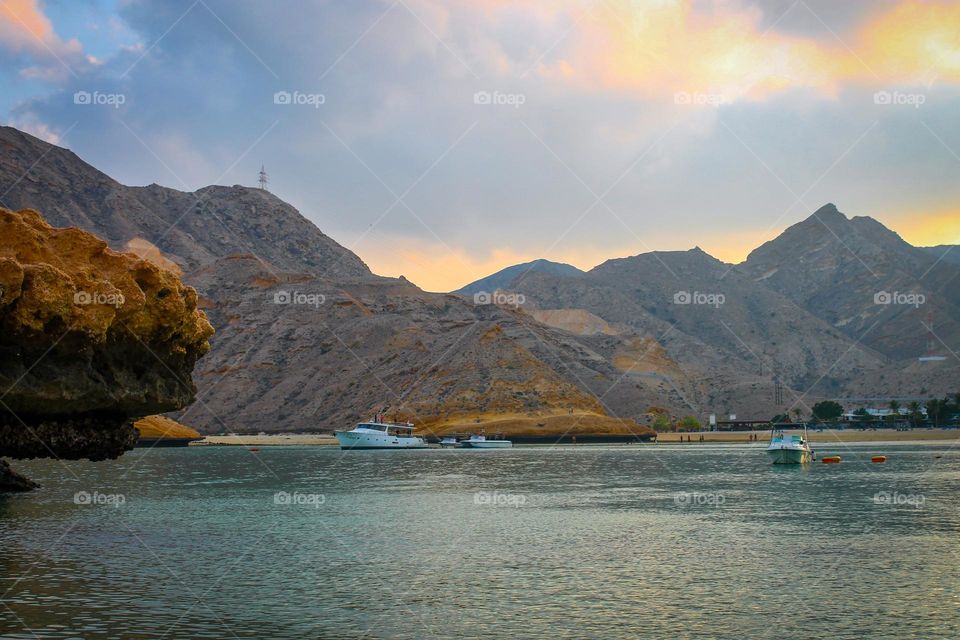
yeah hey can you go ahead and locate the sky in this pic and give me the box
[1,0,959,292]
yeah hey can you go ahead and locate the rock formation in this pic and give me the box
[0,208,213,490]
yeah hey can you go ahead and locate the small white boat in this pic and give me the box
[766,427,812,464]
[335,421,427,450]
[460,434,512,449]
[439,436,459,447]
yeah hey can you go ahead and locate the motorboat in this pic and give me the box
[766,427,812,464]
[460,434,512,449]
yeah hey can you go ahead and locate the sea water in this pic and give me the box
[2,443,958,639]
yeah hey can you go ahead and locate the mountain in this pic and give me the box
[456,259,584,295]
[459,206,959,409]
[919,245,960,267]
[0,126,373,280]
[481,247,883,395]
[0,126,652,437]
[740,203,960,359]
[5,125,952,430]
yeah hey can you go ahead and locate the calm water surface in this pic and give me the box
[2,443,959,639]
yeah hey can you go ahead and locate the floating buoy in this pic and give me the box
[249,447,260,452]
[822,456,841,464]
[871,455,886,463]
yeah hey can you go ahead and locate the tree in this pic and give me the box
[792,408,804,422]
[812,401,843,422]
[678,416,701,432]
[886,400,900,426]
[926,399,944,428]
[652,414,671,432]
[771,414,790,424]
[907,401,922,429]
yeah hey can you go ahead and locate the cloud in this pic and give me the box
[0,0,85,79]
[466,0,960,102]
[5,0,960,292]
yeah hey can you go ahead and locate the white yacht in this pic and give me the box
[439,436,459,447]
[335,421,428,450]
[460,434,512,449]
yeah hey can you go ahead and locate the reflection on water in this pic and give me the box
[2,443,959,639]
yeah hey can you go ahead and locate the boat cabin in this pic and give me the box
[357,422,416,437]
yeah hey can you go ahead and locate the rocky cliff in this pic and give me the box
[0,208,213,490]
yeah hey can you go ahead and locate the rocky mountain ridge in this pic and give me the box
[0,126,652,438]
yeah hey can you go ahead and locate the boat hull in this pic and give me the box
[767,448,811,464]
[461,441,512,448]
[335,431,428,450]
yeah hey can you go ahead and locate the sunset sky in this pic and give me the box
[1,0,958,291]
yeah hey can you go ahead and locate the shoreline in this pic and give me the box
[190,428,960,447]
[656,428,960,443]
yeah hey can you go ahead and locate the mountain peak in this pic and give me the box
[809,202,846,222]
[455,258,584,294]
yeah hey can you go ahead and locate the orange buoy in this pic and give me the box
[822,456,841,464]
[871,456,886,463]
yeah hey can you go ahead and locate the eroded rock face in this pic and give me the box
[0,208,213,490]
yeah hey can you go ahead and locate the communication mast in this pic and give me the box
[258,165,269,191]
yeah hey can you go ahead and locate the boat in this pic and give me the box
[335,421,428,450]
[439,436,459,447]
[766,427,812,464]
[460,434,512,449]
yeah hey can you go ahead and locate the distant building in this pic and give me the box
[843,407,927,421]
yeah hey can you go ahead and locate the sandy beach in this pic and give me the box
[193,434,340,446]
